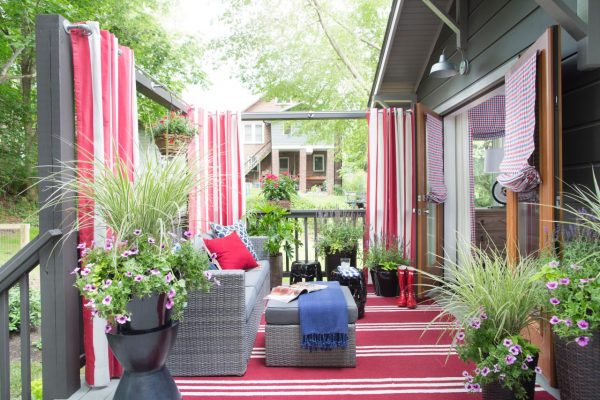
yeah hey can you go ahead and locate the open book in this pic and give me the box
[265,282,328,303]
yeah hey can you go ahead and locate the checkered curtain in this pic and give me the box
[467,95,506,242]
[366,109,415,261]
[497,53,540,192]
[425,115,447,204]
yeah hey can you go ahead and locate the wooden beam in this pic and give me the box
[135,68,189,113]
[535,0,587,41]
[422,0,468,50]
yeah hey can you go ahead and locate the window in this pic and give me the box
[283,122,293,135]
[242,123,264,144]
[313,154,325,172]
[473,139,503,207]
[279,157,289,171]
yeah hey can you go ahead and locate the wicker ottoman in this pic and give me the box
[265,285,358,367]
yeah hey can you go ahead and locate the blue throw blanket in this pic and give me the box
[298,281,348,350]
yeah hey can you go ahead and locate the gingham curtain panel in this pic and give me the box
[467,95,506,242]
[425,115,447,204]
[497,53,540,193]
[366,109,415,261]
[71,22,139,387]
[187,109,245,235]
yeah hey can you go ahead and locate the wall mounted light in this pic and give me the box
[430,48,469,78]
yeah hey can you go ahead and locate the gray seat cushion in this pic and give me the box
[244,260,269,289]
[244,286,258,322]
[265,286,358,325]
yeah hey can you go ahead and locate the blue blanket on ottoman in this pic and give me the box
[298,281,348,350]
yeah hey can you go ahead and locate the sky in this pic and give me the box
[163,0,257,111]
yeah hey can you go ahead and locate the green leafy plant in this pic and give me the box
[315,220,363,256]
[31,379,43,400]
[246,202,301,259]
[421,244,545,399]
[150,112,198,138]
[364,237,407,270]
[8,285,41,332]
[260,173,297,201]
[43,154,216,328]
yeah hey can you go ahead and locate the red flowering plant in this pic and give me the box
[259,173,297,201]
[151,112,197,138]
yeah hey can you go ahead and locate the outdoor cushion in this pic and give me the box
[203,232,259,270]
[244,260,269,289]
[210,221,259,261]
[265,286,358,325]
[244,286,258,322]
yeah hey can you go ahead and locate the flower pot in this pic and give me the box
[482,354,538,400]
[269,253,283,288]
[324,246,358,279]
[371,267,399,297]
[118,293,172,334]
[554,330,600,400]
[155,133,193,156]
[107,322,181,400]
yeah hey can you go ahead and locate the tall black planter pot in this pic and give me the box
[371,267,399,297]
[554,330,600,400]
[324,246,357,279]
[106,294,181,400]
[482,354,538,400]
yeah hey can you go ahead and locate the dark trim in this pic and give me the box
[135,68,190,113]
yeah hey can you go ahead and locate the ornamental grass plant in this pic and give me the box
[422,245,545,399]
[315,219,363,256]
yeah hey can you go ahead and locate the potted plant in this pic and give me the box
[46,154,215,399]
[246,202,301,288]
[151,112,198,155]
[364,238,408,297]
[534,177,600,400]
[423,245,545,400]
[260,172,296,209]
[315,219,363,279]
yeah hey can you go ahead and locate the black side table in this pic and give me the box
[329,268,367,319]
[290,260,323,283]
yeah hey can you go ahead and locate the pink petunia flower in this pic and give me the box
[183,230,193,238]
[548,260,560,268]
[134,274,143,282]
[105,324,112,333]
[204,271,213,280]
[563,319,573,327]
[577,320,589,330]
[549,316,561,325]
[102,295,112,305]
[526,354,534,362]
[535,367,542,374]
[168,288,176,299]
[125,271,133,277]
[470,318,481,329]
[148,237,156,244]
[521,363,529,370]
[559,277,570,285]
[70,267,80,275]
[103,279,112,289]
[509,345,521,355]
[505,355,516,365]
[133,229,142,236]
[165,272,174,283]
[115,315,129,325]
[575,336,590,347]
[150,269,160,275]
[546,281,559,290]
[77,243,86,250]
[503,338,513,347]
[80,267,91,276]
[550,297,560,305]
[165,299,174,310]
[456,332,465,341]
[480,367,490,377]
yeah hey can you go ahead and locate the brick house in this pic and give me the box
[242,98,341,194]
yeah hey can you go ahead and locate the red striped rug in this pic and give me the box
[176,288,556,399]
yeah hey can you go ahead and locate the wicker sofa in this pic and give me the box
[167,236,270,376]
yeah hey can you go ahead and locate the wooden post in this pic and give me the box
[36,14,82,399]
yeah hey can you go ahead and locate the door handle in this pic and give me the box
[424,209,430,215]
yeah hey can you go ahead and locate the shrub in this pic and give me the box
[364,237,408,270]
[9,285,41,333]
[316,220,363,256]
[260,173,297,201]
[150,112,197,137]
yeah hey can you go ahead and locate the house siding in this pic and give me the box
[416,0,577,112]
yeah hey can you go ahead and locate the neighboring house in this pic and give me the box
[242,98,341,194]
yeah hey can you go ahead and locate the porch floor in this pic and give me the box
[68,287,561,400]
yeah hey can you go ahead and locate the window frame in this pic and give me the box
[279,156,290,171]
[242,123,264,144]
[313,154,325,173]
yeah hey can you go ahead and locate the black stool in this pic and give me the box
[329,268,367,319]
[290,260,323,283]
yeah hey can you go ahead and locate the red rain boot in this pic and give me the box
[397,267,407,307]
[406,270,417,309]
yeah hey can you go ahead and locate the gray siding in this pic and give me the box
[416,0,577,111]
[271,122,332,148]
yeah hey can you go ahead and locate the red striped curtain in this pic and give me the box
[187,109,244,234]
[366,109,415,261]
[71,21,138,387]
[498,53,540,193]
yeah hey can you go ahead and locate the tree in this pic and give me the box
[216,0,391,171]
[0,0,207,197]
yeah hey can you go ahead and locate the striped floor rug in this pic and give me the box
[175,288,556,399]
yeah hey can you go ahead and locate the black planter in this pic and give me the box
[554,331,600,400]
[107,322,181,400]
[482,354,538,400]
[324,246,357,279]
[118,293,172,334]
[371,267,399,297]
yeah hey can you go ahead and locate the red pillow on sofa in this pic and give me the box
[202,231,259,270]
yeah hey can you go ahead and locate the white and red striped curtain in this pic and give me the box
[187,108,245,234]
[71,21,138,387]
[366,108,415,261]
[498,53,540,193]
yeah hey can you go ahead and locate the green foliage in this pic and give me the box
[31,379,43,400]
[10,361,42,400]
[333,184,344,196]
[75,231,213,324]
[421,245,544,398]
[150,112,198,138]
[8,285,41,332]
[246,203,301,258]
[342,171,366,194]
[217,0,391,171]
[315,220,363,256]
[260,173,297,201]
[364,238,407,269]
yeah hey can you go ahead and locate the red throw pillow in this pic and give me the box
[203,231,259,270]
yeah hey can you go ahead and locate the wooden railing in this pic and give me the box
[244,140,272,174]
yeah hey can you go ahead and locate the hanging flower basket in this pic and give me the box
[155,133,193,156]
